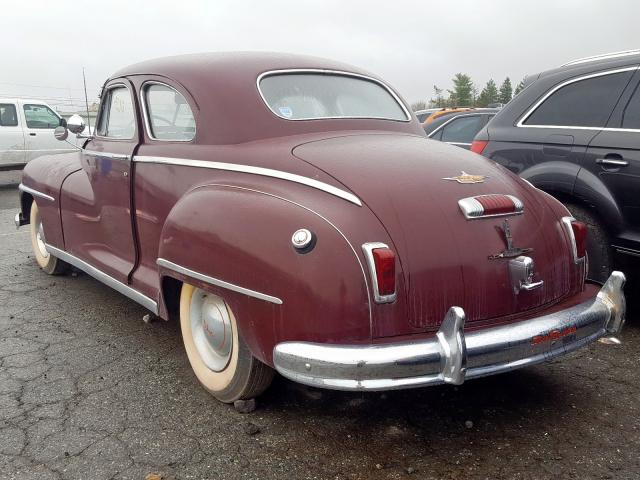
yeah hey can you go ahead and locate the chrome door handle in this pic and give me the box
[520,280,544,291]
[596,158,628,167]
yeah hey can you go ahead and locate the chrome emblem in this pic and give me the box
[443,171,488,184]
[488,219,533,259]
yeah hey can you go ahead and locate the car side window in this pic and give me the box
[524,71,633,128]
[0,103,18,127]
[23,104,60,129]
[441,115,484,144]
[622,83,640,129]
[143,84,195,141]
[96,86,136,139]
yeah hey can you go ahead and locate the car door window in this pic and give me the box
[97,86,136,139]
[23,104,60,129]
[441,115,484,144]
[0,104,18,126]
[524,70,633,128]
[622,83,640,129]
[143,84,195,141]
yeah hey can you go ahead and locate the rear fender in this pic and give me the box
[573,167,623,232]
[156,184,371,365]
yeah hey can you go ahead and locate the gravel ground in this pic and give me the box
[0,183,639,480]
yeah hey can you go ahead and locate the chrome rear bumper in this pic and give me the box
[273,271,626,391]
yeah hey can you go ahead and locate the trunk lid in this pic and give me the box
[293,133,574,331]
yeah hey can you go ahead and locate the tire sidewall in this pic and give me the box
[179,283,255,403]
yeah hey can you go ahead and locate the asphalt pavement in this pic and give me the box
[1,182,639,480]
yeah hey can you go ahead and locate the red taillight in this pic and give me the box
[470,140,488,154]
[372,247,396,297]
[571,220,588,259]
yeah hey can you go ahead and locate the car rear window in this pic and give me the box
[441,115,484,143]
[523,70,633,128]
[259,72,408,121]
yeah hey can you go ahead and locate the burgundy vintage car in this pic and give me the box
[15,53,626,403]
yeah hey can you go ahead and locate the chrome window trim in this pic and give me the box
[613,245,640,258]
[256,69,411,122]
[562,49,640,67]
[427,113,483,138]
[45,244,158,314]
[139,81,196,142]
[447,142,472,146]
[516,66,639,129]
[94,82,137,141]
[18,183,54,202]
[84,150,130,160]
[157,258,282,305]
[361,242,397,304]
[133,155,362,206]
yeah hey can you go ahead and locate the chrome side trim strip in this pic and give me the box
[44,244,158,314]
[84,150,130,160]
[613,245,640,258]
[157,258,283,305]
[133,155,362,207]
[256,68,411,122]
[18,183,54,202]
[516,66,639,129]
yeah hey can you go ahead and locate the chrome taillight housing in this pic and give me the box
[362,242,397,303]
[562,216,588,262]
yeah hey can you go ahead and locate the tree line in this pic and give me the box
[411,75,526,111]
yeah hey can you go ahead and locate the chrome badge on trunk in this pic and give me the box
[488,219,533,260]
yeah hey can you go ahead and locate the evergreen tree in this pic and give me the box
[447,73,474,107]
[429,85,447,108]
[411,101,427,111]
[498,77,512,104]
[514,79,526,96]
[476,79,499,107]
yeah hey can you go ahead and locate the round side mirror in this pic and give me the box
[54,126,69,141]
[67,114,86,135]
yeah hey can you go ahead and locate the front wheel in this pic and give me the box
[179,283,274,403]
[565,202,612,283]
[29,202,68,275]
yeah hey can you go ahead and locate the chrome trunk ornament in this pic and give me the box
[488,219,533,259]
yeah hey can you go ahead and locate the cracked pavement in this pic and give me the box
[0,184,639,480]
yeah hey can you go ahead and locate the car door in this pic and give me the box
[583,74,640,246]
[60,80,139,283]
[19,101,69,161]
[0,101,26,168]
[430,114,485,149]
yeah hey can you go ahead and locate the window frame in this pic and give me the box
[95,82,137,141]
[22,103,61,129]
[516,66,639,131]
[139,80,196,142]
[257,69,411,122]
[0,103,19,127]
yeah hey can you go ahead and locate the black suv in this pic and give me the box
[473,50,640,282]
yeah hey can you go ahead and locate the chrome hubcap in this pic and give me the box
[35,216,49,258]
[190,289,233,372]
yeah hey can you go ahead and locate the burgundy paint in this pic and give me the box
[19,53,591,367]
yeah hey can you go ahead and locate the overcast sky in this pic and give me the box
[3,0,639,111]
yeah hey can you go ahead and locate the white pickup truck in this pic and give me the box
[0,99,78,170]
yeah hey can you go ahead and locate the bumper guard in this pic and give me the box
[273,271,626,391]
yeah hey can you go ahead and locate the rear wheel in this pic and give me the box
[179,283,274,403]
[565,202,612,283]
[29,202,68,275]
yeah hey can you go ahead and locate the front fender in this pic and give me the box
[156,184,371,365]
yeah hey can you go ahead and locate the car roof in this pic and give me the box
[109,52,422,144]
[423,108,499,135]
[523,49,640,88]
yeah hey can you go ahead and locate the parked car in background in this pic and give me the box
[424,108,498,149]
[0,99,76,170]
[414,108,441,123]
[472,50,640,282]
[15,52,626,404]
